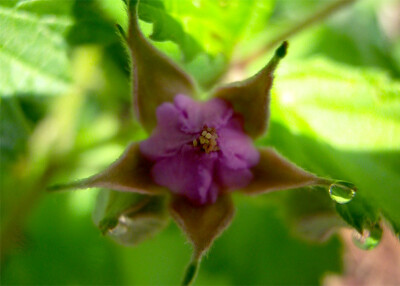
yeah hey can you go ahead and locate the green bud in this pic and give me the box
[93,190,169,246]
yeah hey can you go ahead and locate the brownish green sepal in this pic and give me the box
[242,147,326,195]
[127,0,196,132]
[48,143,165,195]
[169,194,235,261]
[212,41,288,138]
[94,190,169,246]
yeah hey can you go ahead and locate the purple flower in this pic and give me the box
[140,94,259,205]
[53,2,335,284]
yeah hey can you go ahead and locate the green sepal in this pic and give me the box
[127,0,196,132]
[48,143,165,195]
[212,42,287,138]
[242,147,325,195]
[93,190,169,246]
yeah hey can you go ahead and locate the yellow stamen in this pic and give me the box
[193,126,219,153]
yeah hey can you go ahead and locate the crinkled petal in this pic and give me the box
[151,145,218,205]
[140,102,194,160]
[174,94,233,131]
[218,117,260,170]
[216,165,254,190]
[169,194,235,260]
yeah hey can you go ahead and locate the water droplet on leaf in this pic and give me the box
[352,225,382,250]
[329,181,356,204]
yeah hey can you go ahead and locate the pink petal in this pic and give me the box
[217,117,260,170]
[151,145,218,205]
[216,166,254,190]
[174,95,233,132]
[140,102,195,160]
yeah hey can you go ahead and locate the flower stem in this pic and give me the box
[233,0,357,70]
[181,258,200,286]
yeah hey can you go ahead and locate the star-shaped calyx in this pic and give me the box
[51,0,337,284]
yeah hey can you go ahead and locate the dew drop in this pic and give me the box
[352,225,382,250]
[328,181,356,204]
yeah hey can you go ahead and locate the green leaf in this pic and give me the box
[263,122,400,240]
[162,0,274,57]
[93,190,169,246]
[138,0,203,62]
[267,59,400,233]
[66,0,122,46]
[0,4,72,96]
[15,0,74,18]
[335,193,380,234]
[308,2,400,77]
[136,0,275,88]
[273,58,400,151]
[96,0,129,33]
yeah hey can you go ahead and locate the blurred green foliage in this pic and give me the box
[1,0,399,285]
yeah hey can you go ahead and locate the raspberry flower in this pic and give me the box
[53,0,337,284]
[140,94,259,206]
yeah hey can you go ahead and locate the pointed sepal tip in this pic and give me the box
[276,41,288,58]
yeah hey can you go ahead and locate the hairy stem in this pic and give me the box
[233,0,357,70]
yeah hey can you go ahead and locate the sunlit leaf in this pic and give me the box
[163,0,274,57]
[273,58,400,151]
[140,0,275,88]
[0,3,72,96]
[264,121,400,239]
[137,0,203,62]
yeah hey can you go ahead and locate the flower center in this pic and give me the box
[192,125,219,153]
